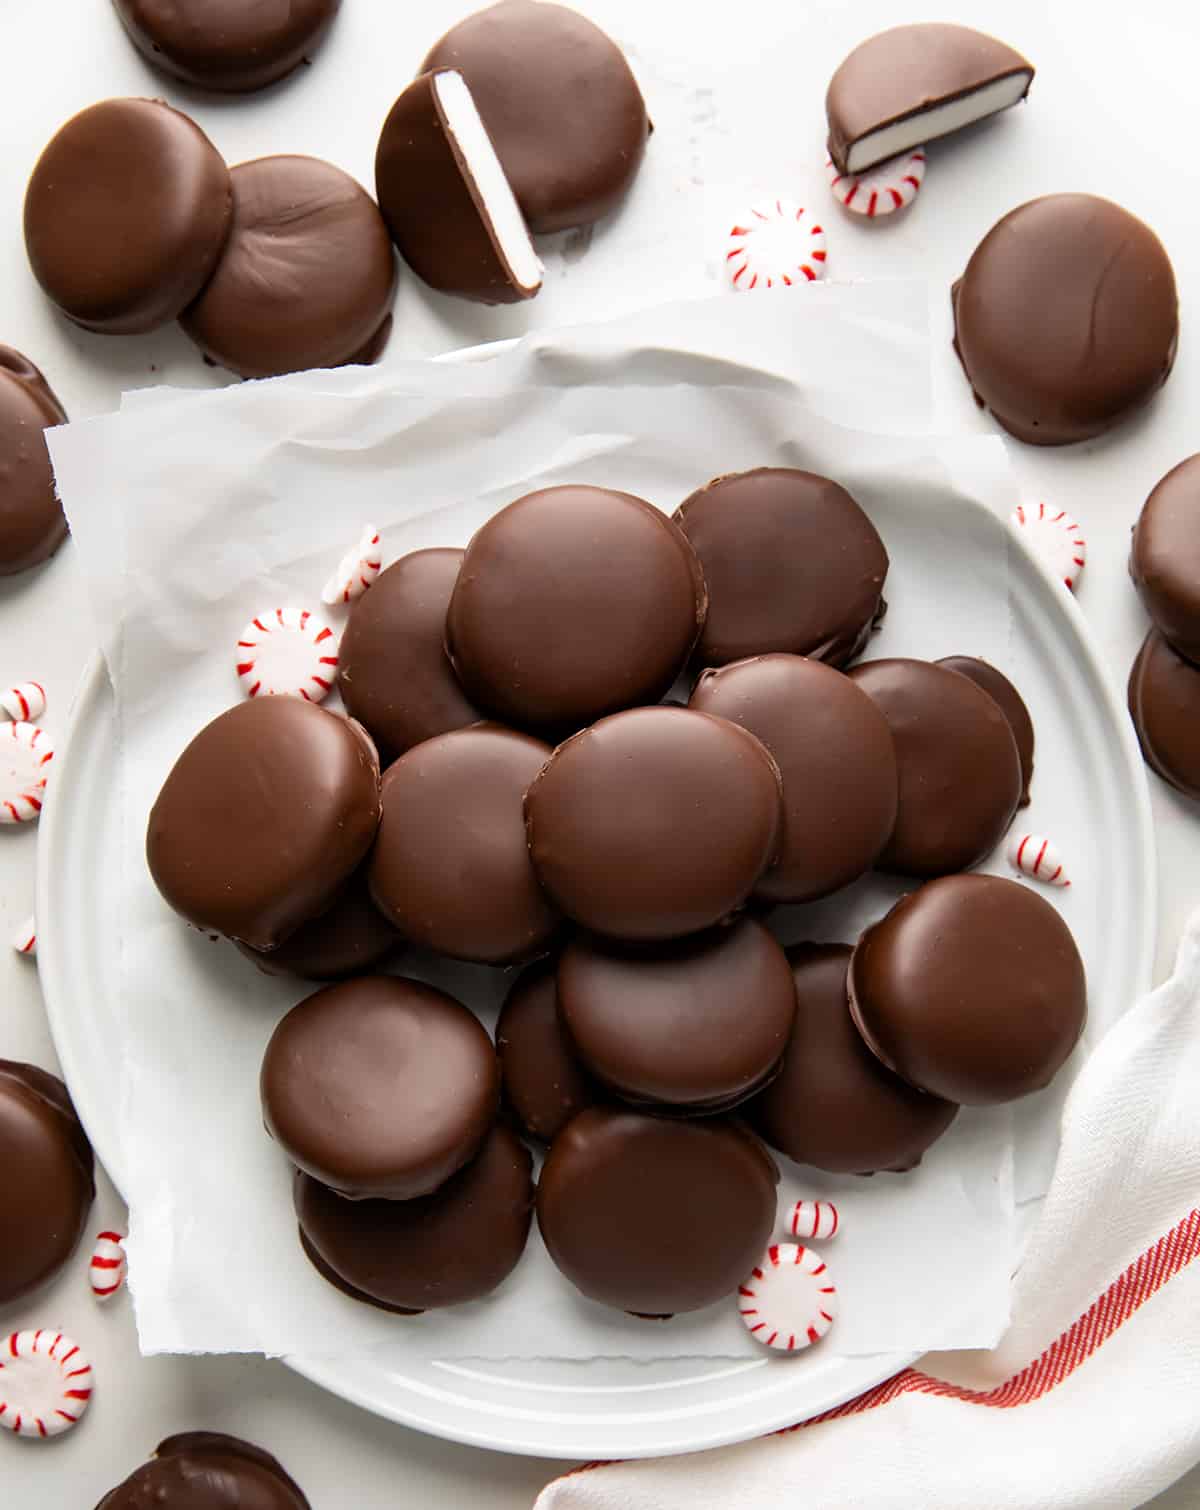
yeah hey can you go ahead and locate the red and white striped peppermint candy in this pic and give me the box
[0,1330,92,1438]
[826,149,925,218]
[0,681,46,722]
[322,525,382,606]
[1010,502,1087,591]
[89,1231,127,1301]
[789,1199,840,1241]
[11,914,36,957]
[0,720,54,824]
[738,1242,838,1352]
[726,199,827,290]
[1008,832,1071,888]
[235,607,338,702]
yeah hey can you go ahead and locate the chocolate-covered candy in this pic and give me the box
[375,70,543,304]
[147,699,381,951]
[558,920,796,1113]
[690,654,897,903]
[369,724,558,965]
[673,468,888,668]
[1130,456,1200,663]
[496,959,598,1143]
[526,707,782,941]
[1128,629,1200,799]
[421,0,649,233]
[448,486,706,734]
[112,0,340,93]
[0,346,68,575]
[537,1109,778,1316]
[937,656,1035,807]
[180,155,395,380]
[848,658,1021,877]
[95,1431,310,1510]
[24,98,232,334]
[295,1123,533,1314]
[952,195,1178,446]
[849,875,1087,1105]
[826,23,1034,174]
[337,549,482,760]
[748,945,957,1174]
[234,866,400,982]
[262,976,499,1200]
[0,1060,94,1306]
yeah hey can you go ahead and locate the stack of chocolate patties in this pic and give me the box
[147,472,1087,1322]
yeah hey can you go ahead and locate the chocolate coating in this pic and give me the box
[558,920,796,1112]
[748,945,957,1174]
[1130,456,1200,663]
[95,1431,310,1510]
[447,486,707,734]
[937,656,1035,808]
[849,875,1087,1105]
[0,1060,94,1307]
[1128,628,1200,799]
[337,549,482,761]
[146,698,381,951]
[421,0,649,233]
[690,654,897,903]
[0,346,68,575]
[526,706,782,941]
[262,976,499,1200]
[180,156,395,379]
[369,724,559,965]
[673,469,888,668]
[295,1123,533,1313]
[537,1109,778,1315]
[496,960,598,1142]
[24,98,232,334]
[112,0,340,93]
[952,195,1178,446]
[234,866,400,982]
[849,658,1022,877]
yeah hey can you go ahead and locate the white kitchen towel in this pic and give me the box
[537,907,1200,1509]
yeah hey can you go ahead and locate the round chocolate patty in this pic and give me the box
[146,698,381,951]
[262,976,499,1200]
[337,549,482,761]
[295,1123,533,1313]
[936,656,1035,807]
[0,346,68,576]
[369,724,559,965]
[1128,628,1200,798]
[96,1432,310,1510]
[558,920,796,1112]
[24,98,232,334]
[421,0,649,233]
[180,155,395,379]
[113,0,340,93]
[446,486,707,734]
[1131,455,1200,664]
[674,469,888,668]
[234,865,400,982]
[0,1060,94,1306]
[849,875,1087,1105]
[496,960,598,1143]
[526,706,782,940]
[748,944,957,1174]
[537,1109,778,1315]
[952,194,1178,446]
[690,654,897,903]
[848,658,1022,877]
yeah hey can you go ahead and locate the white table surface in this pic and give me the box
[2,0,1198,1504]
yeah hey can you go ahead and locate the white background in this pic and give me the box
[1,0,1198,1505]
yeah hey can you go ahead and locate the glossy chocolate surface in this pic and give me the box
[691,654,897,903]
[849,875,1087,1105]
[1130,455,1200,663]
[0,346,68,575]
[234,866,400,982]
[674,469,888,668]
[369,724,559,965]
[952,195,1178,446]
[496,959,598,1142]
[748,944,957,1174]
[526,706,782,941]
[147,698,381,951]
[95,1431,310,1509]
[1128,628,1200,799]
[937,656,1035,807]
[447,486,707,733]
[25,97,232,334]
[849,658,1021,877]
